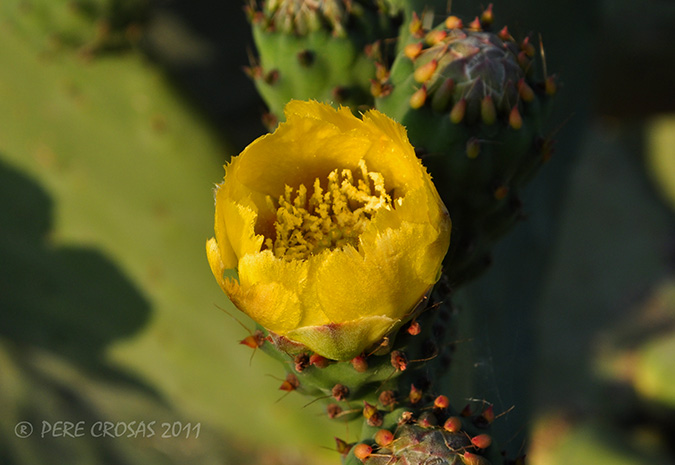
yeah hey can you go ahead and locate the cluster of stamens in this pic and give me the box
[265,159,392,261]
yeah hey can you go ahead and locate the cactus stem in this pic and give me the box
[450,98,467,123]
[409,86,428,109]
[445,15,464,29]
[509,106,523,129]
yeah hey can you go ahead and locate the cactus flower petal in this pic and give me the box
[207,100,450,360]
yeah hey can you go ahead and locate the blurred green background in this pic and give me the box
[0,1,674,464]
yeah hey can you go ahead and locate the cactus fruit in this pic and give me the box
[374,6,557,284]
[246,0,396,127]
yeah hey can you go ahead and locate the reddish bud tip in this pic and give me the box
[309,353,330,368]
[509,106,523,130]
[461,404,473,417]
[498,26,512,41]
[480,405,495,424]
[481,95,497,125]
[417,411,438,428]
[332,384,349,401]
[545,75,557,95]
[521,37,535,57]
[351,355,369,373]
[378,390,397,408]
[353,443,372,462]
[409,384,423,404]
[404,42,424,60]
[279,373,299,392]
[375,62,389,82]
[239,329,265,349]
[445,15,463,29]
[407,320,422,336]
[468,16,482,31]
[414,60,438,83]
[327,403,342,419]
[494,185,509,200]
[409,86,428,109]
[363,402,378,420]
[374,429,395,447]
[434,395,450,409]
[517,78,535,102]
[517,51,530,70]
[466,138,481,159]
[294,353,309,372]
[444,416,462,433]
[409,12,424,37]
[480,4,494,26]
[462,451,490,465]
[335,437,352,456]
[391,350,408,371]
[426,29,448,46]
[471,434,492,449]
[449,98,466,123]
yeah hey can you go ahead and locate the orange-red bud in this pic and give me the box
[494,186,509,200]
[391,350,408,371]
[509,106,523,130]
[480,4,494,26]
[481,95,497,125]
[449,98,466,123]
[414,60,438,83]
[351,355,369,372]
[309,353,330,368]
[443,416,462,433]
[517,78,535,102]
[434,395,450,409]
[335,437,352,456]
[468,16,482,31]
[404,42,424,60]
[407,320,422,335]
[409,384,423,404]
[279,373,299,392]
[462,451,490,465]
[353,443,373,462]
[409,86,427,109]
[471,434,492,449]
[445,16,463,29]
[426,29,448,45]
[374,429,394,447]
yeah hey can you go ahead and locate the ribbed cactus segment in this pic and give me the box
[246,0,396,127]
[375,6,557,284]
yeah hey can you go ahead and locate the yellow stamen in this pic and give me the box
[265,159,392,261]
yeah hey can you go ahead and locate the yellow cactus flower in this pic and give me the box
[206,100,450,361]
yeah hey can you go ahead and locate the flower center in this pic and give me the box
[265,159,392,261]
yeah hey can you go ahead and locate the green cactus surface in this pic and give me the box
[246,0,396,127]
